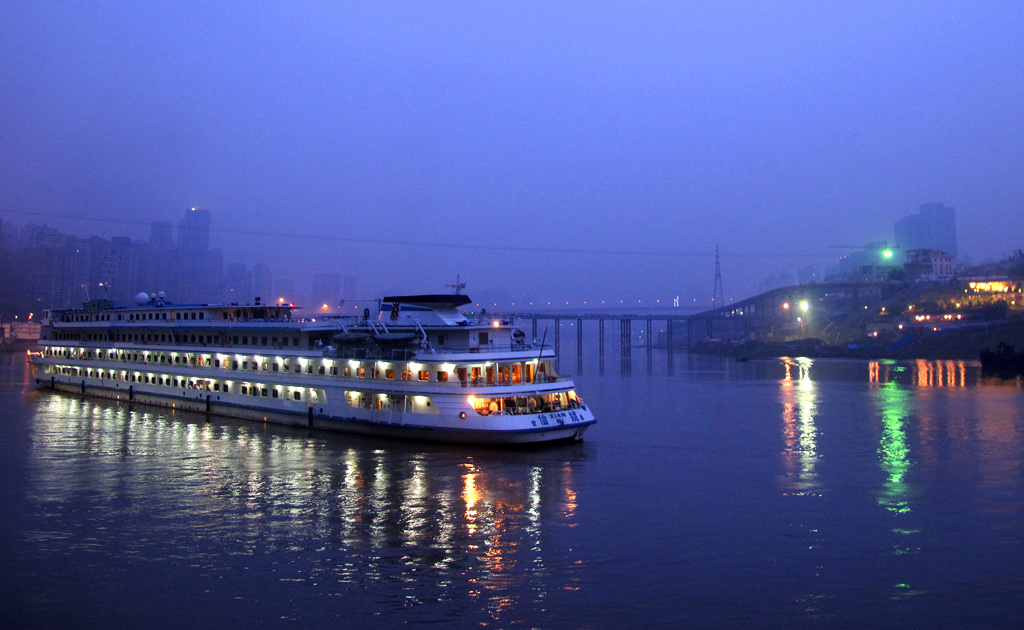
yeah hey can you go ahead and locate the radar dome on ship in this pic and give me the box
[135,292,150,305]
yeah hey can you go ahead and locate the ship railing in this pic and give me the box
[39,354,574,387]
[417,341,541,354]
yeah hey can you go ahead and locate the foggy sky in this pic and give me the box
[2,1,1023,306]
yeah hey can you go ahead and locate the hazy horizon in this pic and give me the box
[3,2,1023,305]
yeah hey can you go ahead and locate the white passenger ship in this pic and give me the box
[28,293,596,444]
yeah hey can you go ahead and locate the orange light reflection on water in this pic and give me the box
[915,359,967,387]
[462,462,481,535]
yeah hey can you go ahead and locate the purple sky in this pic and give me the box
[2,2,1023,306]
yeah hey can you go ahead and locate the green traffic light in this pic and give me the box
[883,249,893,259]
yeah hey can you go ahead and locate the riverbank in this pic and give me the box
[692,321,1024,360]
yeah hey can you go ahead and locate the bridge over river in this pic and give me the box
[493,281,894,372]
[489,306,701,374]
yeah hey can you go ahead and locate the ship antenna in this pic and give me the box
[533,327,547,382]
[446,273,467,295]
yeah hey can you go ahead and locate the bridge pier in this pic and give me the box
[620,319,632,374]
[646,318,653,372]
[577,318,583,373]
[667,320,675,375]
[554,317,561,371]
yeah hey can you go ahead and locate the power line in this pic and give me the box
[0,208,837,260]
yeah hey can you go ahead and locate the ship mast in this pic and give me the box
[446,274,467,295]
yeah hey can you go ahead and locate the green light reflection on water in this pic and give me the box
[873,380,914,514]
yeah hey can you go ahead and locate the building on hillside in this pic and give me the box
[904,249,956,282]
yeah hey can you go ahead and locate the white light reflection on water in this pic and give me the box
[779,357,819,495]
[20,391,583,626]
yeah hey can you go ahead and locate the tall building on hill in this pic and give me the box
[86,236,137,304]
[177,208,211,253]
[139,221,176,296]
[175,208,220,302]
[20,235,91,308]
[149,220,173,249]
[894,202,957,260]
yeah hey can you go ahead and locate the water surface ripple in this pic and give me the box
[3,354,1024,628]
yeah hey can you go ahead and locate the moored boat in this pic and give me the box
[27,292,596,444]
[980,342,1024,373]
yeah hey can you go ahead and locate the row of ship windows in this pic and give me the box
[47,365,313,401]
[59,312,208,322]
[470,392,583,416]
[128,312,204,321]
[45,365,438,411]
[48,366,317,401]
[51,332,303,347]
[43,347,548,384]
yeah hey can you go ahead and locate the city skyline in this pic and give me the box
[2,3,1023,305]
[0,199,981,316]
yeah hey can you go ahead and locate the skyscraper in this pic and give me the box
[177,208,211,253]
[149,220,173,249]
[894,202,958,259]
[175,208,219,302]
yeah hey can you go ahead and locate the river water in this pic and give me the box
[2,351,1024,628]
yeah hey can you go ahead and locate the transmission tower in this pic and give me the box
[712,246,724,309]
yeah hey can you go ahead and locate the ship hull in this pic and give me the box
[34,374,595,445]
